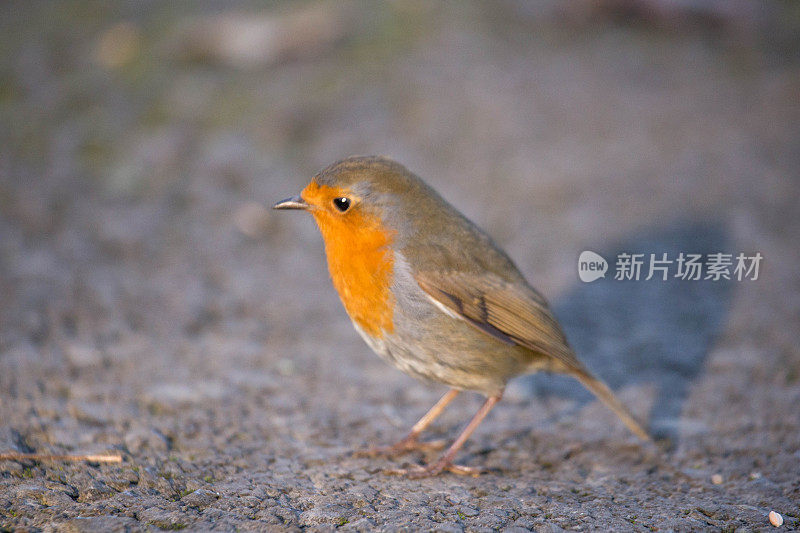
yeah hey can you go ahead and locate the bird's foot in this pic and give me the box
[384,459,482,478]
[354,437,447,458]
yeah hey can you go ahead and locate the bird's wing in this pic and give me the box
[414,270,584,372]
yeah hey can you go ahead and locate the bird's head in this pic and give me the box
[273,155,438,250]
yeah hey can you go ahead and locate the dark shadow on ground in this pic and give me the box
[519,221,734,444]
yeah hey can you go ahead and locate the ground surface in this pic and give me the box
[1,1,799,531]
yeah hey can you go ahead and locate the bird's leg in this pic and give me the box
[387,392,502,477]
[356,389,459,457]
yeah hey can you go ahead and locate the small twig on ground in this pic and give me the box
[0,452,123,463]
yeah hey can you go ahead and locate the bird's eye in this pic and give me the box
[332,197,351,212]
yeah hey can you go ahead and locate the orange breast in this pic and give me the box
[302,182,396,338]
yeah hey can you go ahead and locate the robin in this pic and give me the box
[274,156,649,477]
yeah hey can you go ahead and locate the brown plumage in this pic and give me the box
[275,156,649,477]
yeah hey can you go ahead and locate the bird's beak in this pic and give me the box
[273,195,308,210]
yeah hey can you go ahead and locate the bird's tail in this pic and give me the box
[573,368,651,442]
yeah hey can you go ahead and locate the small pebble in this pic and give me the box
[65,342,103,368]
[711,474,723,485]
[458,505,480,518]
[769,511,783,527]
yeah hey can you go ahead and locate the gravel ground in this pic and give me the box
[1,2,799,531]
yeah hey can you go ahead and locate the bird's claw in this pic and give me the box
[354,438,447,458]
[384,460,482,478]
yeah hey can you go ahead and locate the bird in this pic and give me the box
[274,156,649,477]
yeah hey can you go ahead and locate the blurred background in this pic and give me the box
[1,1,799,529]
